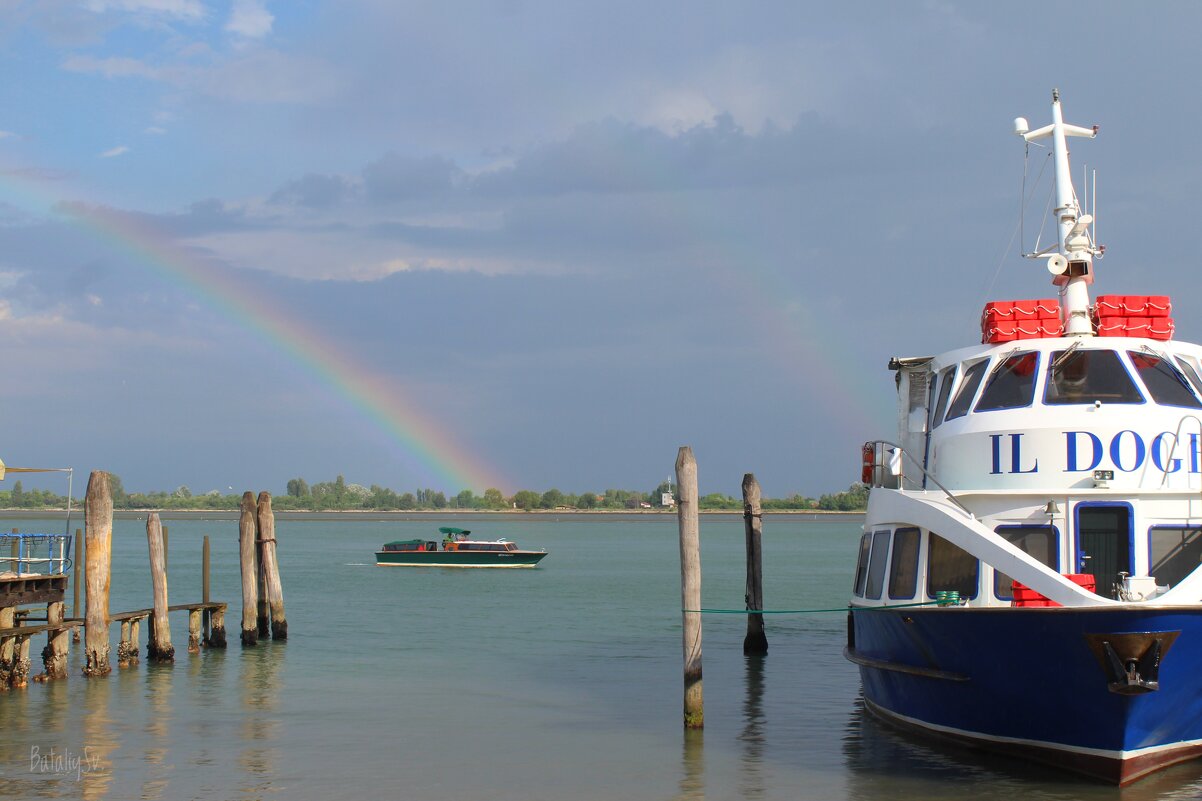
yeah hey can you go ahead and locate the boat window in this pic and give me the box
[927,533,979,599]
[975,351,1039,412]
[852,533,872,597]
[930,367,956,429]
[1044,349,1143,405]
[1174,356,1202,397]
[992,526,1059,598]
[944,360,989,421]
[864,530,891,600]
[1128,351,1202,408]
[1149,526,1202,587]
[887,527,921,600]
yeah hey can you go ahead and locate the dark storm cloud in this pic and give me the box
[361,153,463,204]
[268,172,356,208]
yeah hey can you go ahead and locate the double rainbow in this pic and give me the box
[0,174,501,493]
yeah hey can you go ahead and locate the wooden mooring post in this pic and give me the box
[40,597,69,679]
[201,535,226,648]
[146,513,174,662]
[742,473,768,655]
[0,604,12,688]
[239,492,259,646]
[116,616,142,667]
[676,446,703,729]
[72,528,82,643]
[257,492,287,640]
[83,471,112,677]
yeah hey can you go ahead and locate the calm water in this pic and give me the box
[4,515,1202,800]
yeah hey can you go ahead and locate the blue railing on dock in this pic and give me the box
[0,533,73,576]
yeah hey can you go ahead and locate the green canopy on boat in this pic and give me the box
[438,527,471,536]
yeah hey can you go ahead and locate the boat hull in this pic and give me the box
[374,550,547,568]
[848,606,1202,784]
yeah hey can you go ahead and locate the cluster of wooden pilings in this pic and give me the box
[0,471,288,689]
[676,446,768,730]
[238,491,286,646]
[80,471,233,676]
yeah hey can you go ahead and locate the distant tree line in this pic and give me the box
[0,475,871,513]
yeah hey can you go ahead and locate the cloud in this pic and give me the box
[56,198,262,239]
[0,166,74,183]
[0,130,13,139]
[82,0,205,21]
[471,113,866,198]
[62,54,164,80]
[99,145,130,158]
[198,50,341,104]
[362,153,463,205]
[269,173,355,208]
[62,48,335,106]
[226,0,273,39]
[144,125,167,134]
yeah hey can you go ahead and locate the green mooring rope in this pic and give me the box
[681,599,950,615]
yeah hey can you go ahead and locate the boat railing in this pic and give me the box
[0,533,73,576]
[866,440,975,520]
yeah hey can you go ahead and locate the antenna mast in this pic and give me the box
[1013,89,1101,336]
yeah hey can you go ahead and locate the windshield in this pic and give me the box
[975,351,1039,412]
[944,360,988,421]
[1129,351,1202,408]
[1044,349,1143,405]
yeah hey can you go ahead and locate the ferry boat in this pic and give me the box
[846,90,1202,785]
[375,527,547,568]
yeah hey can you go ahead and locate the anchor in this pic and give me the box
[1085,632,1179,695]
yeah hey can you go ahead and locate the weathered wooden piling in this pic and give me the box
[146,513,174,662]
[11,633,30,687]
[676,446,703,729]
[208,606,227,648]
[117,619,136,666]
[201,536,211,646]
[742,473,768,655]
[0,605,13,687]
[254,493,269,638]
[239,492,259,646]
[188,609,202,653]
[83,471,112,677]
[72,529,82,643]
[203,534,226,648]
[257,492,287,640]
[40,598,69,679]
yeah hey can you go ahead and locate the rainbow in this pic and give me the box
[0,173,502,493]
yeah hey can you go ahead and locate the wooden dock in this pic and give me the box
[0,470,287,692]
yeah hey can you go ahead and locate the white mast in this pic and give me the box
[1014,89,1100,336]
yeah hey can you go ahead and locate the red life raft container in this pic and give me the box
[1011,574,1096,607]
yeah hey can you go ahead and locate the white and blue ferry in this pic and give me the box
[847,90,1202,784]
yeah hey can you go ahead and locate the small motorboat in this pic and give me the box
[375,527,548,568]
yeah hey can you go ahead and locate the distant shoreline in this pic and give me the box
[0,508,865,522]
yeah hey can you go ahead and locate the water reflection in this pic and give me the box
[675,727,705,801]
[841,696,1202,801]
[80,674,115,801]
[237,644,282,801]
[738,654,766,800]
[186,642,226,774]
[139,664,174,800]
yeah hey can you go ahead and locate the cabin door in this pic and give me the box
[1076,504,1132,599]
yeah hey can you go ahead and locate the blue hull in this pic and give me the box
[848,606,1202,783]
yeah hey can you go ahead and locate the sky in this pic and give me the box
[0,1,1201,499]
